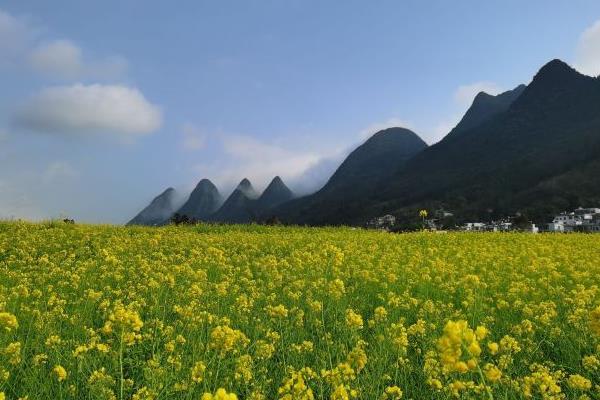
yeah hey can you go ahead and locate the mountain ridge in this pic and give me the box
[128,58,600,227]
[176,179,223,220]
[127,187,177,226]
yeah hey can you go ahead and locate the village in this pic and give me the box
[367,207,600,233]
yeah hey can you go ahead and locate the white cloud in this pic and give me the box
[454,81,502,108]
[180,123,207,151]
[0,9,35,63]
[191,134,323,191]
[28,39,128,80]
[14,84,162,137]
[574,19,600,77]
[42,161,80,184]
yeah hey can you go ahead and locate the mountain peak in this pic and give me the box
[127,187,178,226]
[447,84,526,138]
[473,91,495,101]
[365,127,428,150]
[530,59,585,87]
[236,178,258,198]
[370,126,420,139]
[539,58,575,73]
[512,59,593,109]
[174,178,222,220]
[196,178,214,187]
[238,178,251,187]
[257,176,294,209]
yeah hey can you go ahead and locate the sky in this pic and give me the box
[1,0,600,223]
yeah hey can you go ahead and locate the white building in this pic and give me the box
[548,207,600,232]
[367,214,396,230]
[463,222,486,231]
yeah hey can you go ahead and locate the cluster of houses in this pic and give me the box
[366,214,397,230]
[367,207,600,233]
[546,207,600,233]
[462,220,537,232]
[461,207,600,233]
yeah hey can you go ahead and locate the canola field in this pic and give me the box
[1,222,600,400]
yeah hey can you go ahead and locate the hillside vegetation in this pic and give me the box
[1,222,600,399]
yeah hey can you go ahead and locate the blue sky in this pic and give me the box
[1,1,600,223]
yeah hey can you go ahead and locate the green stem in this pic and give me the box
[476,363,494,400]
[119,330,124,400]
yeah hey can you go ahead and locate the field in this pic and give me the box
[1,222,600,399]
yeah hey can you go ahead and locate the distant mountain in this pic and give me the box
[127,188,178,226]
[128,59,600,227]
[237,178,258,199]
[209,179,258,223]
[448,84,526,137]
[368,59,600,223]
[256,176,294,210]
[176,179,222,220]
[274,127,428,224]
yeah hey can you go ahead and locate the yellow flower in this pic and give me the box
[201,388,238,400]
[278,368,315,400]
[102,304,143,346]
[345,309,364,329]
[582,355,599,372]
[234,355,253,383]
[346,341,367,373]
[4,342,22,365]
[381,386,403,400]
[329,279,346,300]
[331,384,351,400]
[190,361,206,383]
[209,325,249,356]
[266,304,289,318]
[436,320,485,373]
[475,326,488,340]
[522,366,562,399]
[131,386,156,400]
[45,335,62,347]
[484,364,502,382]
[0,312,18,332]
[254,340,275,360]
[53,365,67,382]
[373,306,388,323]
[568,374,591,391]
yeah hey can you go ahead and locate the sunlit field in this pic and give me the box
[1,222,600,399]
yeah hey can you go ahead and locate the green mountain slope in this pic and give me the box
[275,127,428,224]
[370,59,600,222]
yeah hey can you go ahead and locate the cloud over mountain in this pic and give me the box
[574,19,600,77]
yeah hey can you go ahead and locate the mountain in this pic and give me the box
[368,59,600,223]
[176,179,222,220]
[127,188,178,226]
[274,127,428,224]
[128,59,600,227]
[209,179,258,223]
[448,84,526,137]
[256,176,294,210]
[237,178,258,199]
